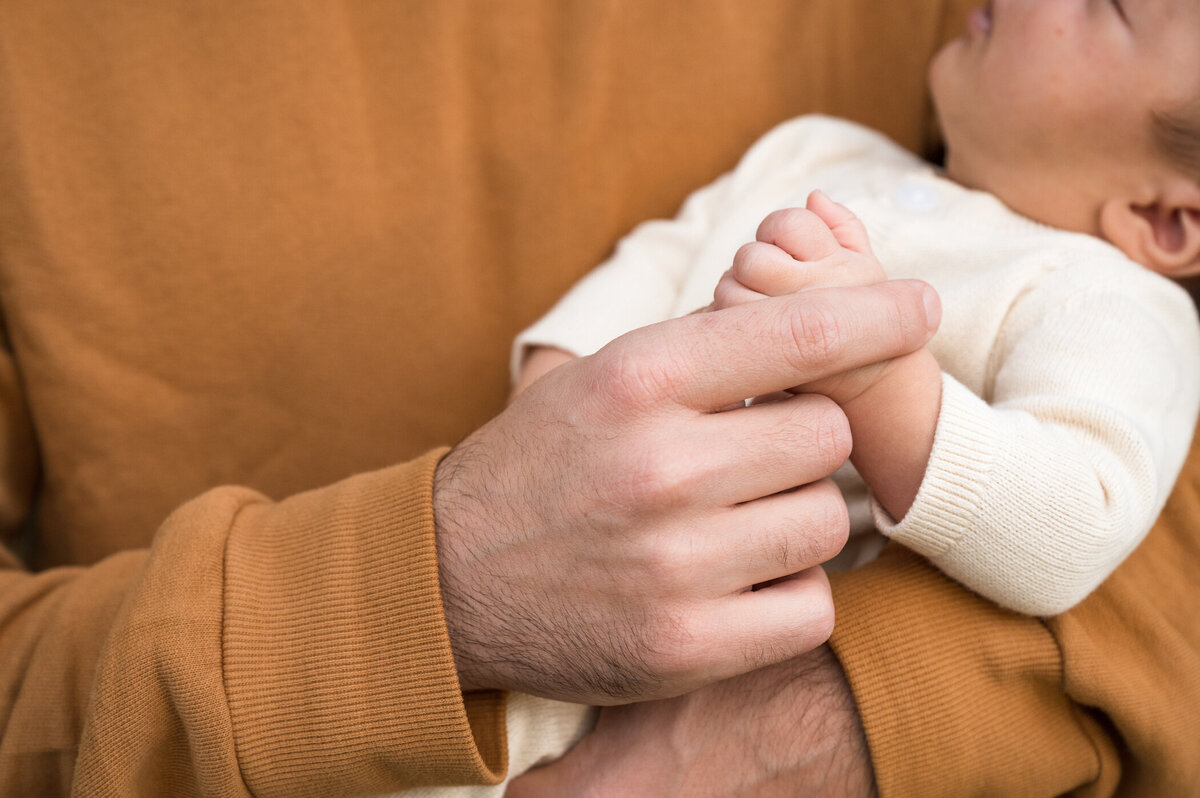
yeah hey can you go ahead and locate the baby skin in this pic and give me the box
[709,190,941,523]
[518,191,939,525]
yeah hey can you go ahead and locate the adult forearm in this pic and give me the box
[778,644,878,798]
[505,644,877,798]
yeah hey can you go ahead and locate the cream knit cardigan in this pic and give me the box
[516,115,1200,617]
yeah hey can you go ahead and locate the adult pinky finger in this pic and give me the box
[693,566,836,681]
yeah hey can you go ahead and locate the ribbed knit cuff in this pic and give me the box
[223,449,506,796]
[872,374,995,558]
[828,545,1100,797]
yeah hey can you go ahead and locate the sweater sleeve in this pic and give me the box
[1,448,505,796]
[872,271,1200,615]
[830,431,1200,796]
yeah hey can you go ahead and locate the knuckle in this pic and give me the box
[775,483,849,567]
[895,285,931,347]
[785,208,823,234]
[767,206,811,231]
[777,391,854,472]
[783,299,845,372]
[733,242,795,295]
[808,480,851,554]
[883,290,911,343]
[809,398,853,469]
[591,342,685,411]
[877,281,931,352]
[807,594,836,644]
[732,241,777,275]
[732,241,759,272]
[785,394,851,473]
[755,208,791,241]
[636,536,690,587]
[765,208,824,249]
[623,446,699,508]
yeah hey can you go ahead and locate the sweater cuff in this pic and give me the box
[828,544,1100,797]
[223,449,506,795]
[871,374,996,559]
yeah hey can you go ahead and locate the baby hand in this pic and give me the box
[712,192,942,519]
[714,192,929,408]
[712,190,886,311]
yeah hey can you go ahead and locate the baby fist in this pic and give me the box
[712,191,886,310]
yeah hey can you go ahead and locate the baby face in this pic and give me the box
[929,0,1200,234]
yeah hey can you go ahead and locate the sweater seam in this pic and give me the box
[220,494,262,798]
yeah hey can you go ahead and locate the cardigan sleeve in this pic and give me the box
[872,270,1200,615]
[1,447,506,796]
[830,429,1200,796]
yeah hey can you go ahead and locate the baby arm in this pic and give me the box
[512,346,576,400]
[712,191,941,520]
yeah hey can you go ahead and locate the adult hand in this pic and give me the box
[434,280,940,703]
[505,644,876,797]
[713,194,913,407]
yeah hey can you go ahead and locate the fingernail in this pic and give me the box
[922,285,942,331]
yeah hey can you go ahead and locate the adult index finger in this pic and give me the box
[600,279,940,412]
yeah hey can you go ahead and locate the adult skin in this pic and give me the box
[506,645,874,797]
[434,278,940,705]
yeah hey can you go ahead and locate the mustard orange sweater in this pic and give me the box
[0,1,1195,795]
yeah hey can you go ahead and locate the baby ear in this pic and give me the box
[1100,189,1200,277]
